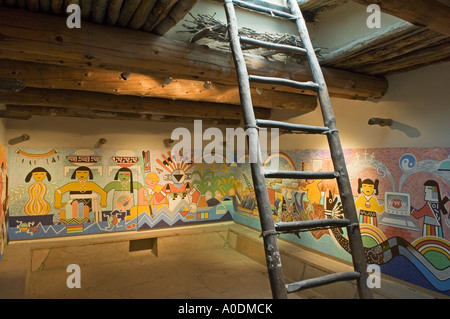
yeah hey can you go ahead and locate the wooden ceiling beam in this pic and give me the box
[80,0,93,20]
[0,8,388,100]
[328,29,448,70]
[0,87,271,120]
[352,0,450,37]
[152,0,198,35]
[320,21,417,66]
[354,40,450,75]
[128,0,158,30]
[116,0,141,27]
[142,0,179,32]
[0,59,317,111]
[91,0,108,24]
[1,104,241,125]
[320,20,450,74]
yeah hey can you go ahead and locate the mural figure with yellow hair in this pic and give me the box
[127,172,167,220]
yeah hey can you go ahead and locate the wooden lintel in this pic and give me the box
[352,0,450,37]
[320,21,418,66]
[320,20,450,74]
[0,87,271,120]
[330,29,448,70]
[0,8,388,100]
[355,40,450,75]
[2,104,240,125]
[0,59,318,111]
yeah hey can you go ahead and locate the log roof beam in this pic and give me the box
[1,0,196,35]
[0,8,388,101]
[0,87,271,121]
[0,59,318,111]
[319,20,450,75]
[1,104,241,125]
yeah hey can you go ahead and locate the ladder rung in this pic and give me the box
[239,36,307,55]
[256,119,329,134]
[275,219,351,232]
[231,0,296,20]
[264,170,339,180]
[286,272,361,294]
[249,75,320,92]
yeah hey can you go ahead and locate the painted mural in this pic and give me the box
[0,146,8,261]
[233,147,450,296]
[6,148,234,240]
[3,145,450,296]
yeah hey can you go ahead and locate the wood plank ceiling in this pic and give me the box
[324,0,450,75]
[0,0,448,124]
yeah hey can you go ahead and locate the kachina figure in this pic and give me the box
[412,180,449,238]
[355,178,384,226]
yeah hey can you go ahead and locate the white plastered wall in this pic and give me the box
[278,0,450,150]
[274,61,450,150]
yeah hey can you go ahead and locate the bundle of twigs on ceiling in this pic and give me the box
[180,13,316,63]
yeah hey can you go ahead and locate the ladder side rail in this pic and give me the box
[224,0,288,299]
[287,0,373,299]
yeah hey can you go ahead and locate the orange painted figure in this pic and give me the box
[127,172,167,220]
[54,166,107,222]
[24,167,52,216]
[139,172,167,206]
[301,179,322,204]
[355,178,384,226]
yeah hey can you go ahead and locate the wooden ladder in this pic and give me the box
[223,0,373,299]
